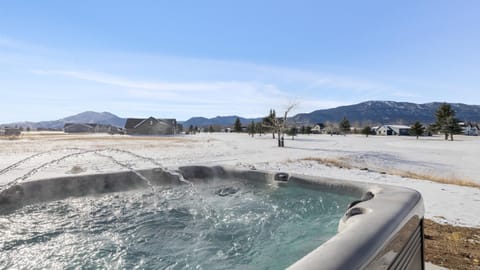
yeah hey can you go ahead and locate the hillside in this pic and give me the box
[3,101,480,130]
[181,101,480,127]
[181,116,262,128]
[2,111,126,129]
[293,101,480,125]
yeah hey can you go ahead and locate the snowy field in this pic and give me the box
[0,132,479,228]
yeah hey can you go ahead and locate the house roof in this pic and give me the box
[125,117,176,129]
[133,117,158,129]
[124,118,148,129]
[382,125,410,129]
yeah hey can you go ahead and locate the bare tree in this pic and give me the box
[278,102,297,147]
[262,102,298,147]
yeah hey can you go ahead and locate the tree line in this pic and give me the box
[236,102,464,144]
[360,103,462,141]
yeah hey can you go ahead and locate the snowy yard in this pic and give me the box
[1,132,479,228]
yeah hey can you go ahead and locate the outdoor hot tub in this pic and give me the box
[0,166,424,269]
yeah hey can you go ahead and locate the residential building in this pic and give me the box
[64,123,120,133]
[124,117,177,135]
[376,125,411,136]
[311,123,325,134]
[0,128,21,136]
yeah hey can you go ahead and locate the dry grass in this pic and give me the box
[0,136,21,141]
[8,136,20,140]
[425,219,480,270]
[300,157,480,189]
[301,157,353,169]
[390,170,480,189]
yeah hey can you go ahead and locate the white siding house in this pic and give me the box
[464,124,479,136]
[311,123,325,134]
[376,125,411,136]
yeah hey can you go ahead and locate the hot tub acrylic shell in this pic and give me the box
[0,166,424,270]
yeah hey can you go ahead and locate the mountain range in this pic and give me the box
[182,101,480,127]
[292,101,480,126]
[3,101,480,129]
[2,111,126,130]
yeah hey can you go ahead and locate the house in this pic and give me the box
[376,125,411,136]
[0,128,21,136]
[63,123,118,133]
[124,117,177,135]
[463,123,479,136]
[311,123,325,134]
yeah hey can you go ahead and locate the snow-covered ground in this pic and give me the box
[1,132,479,228]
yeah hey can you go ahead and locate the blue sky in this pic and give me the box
[1,0,479,122]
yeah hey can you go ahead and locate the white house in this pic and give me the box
[376,125,411,136]
[311,123,325,134]
[464,123,479,136]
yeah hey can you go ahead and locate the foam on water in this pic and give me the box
[0,178,355,269]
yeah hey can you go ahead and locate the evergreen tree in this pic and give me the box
[188,125,194,134]
[300,126,306,134]
[248,121,255,137]
[426,124,435,136]
[409,121,425,139]
[305,126,312,134]
[444,116,462,141]
[361,126,372,137]
[208,125,214,133]
[434,103,456,140]
[287,127,298,140]
[262,109,277,139]
[339,117,351,135]
[234,117,242,132]
[255,122,263,136]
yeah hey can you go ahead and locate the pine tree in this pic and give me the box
[444,116,462,141]
[435,103,456,140]
[248,121,255,137]
[305,126,312,134]
[234,117,242,132]
[287,127,298,140]
[262,109,277,139]
[300,126,306,134]
[208,125,214,133]
[361,126,372,137]
[339,117,351,135]
[255,122,263,136]
[409,121,425,139]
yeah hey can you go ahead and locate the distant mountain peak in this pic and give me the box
[3,101,480,130]
[2,111,127,129]
[294,101,480,125]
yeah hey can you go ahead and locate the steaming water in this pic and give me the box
[0,179,355,269]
